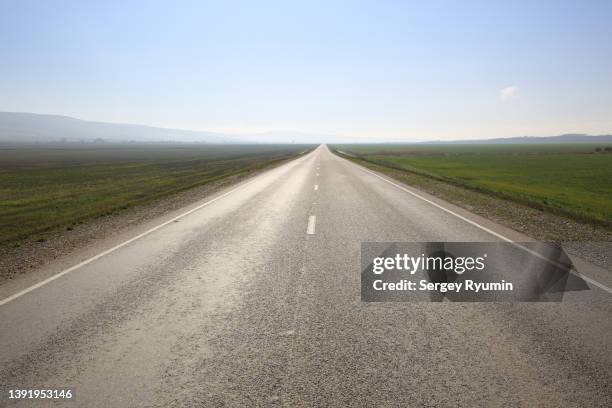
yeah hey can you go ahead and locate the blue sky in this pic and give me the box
[1,0,611,141]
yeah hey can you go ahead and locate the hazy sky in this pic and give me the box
[1,0,611,141]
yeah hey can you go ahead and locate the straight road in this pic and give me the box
[1,145,611,407]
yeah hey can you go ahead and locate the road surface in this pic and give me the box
[1,145,611,407]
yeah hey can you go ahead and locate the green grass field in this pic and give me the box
[332,144,612,226]
[0,143,311,244]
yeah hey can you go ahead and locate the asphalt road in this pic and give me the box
[1,145,611,407]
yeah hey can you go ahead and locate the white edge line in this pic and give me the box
[0,174,268,307]
[345,158,612,295]
[579,274,612,293]
[352,163,513,242]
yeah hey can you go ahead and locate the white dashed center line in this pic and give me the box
[307,216,316,235]
[314,184,318,190]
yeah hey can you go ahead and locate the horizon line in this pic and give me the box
[1,110,611,143]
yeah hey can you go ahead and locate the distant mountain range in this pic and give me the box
[0,112,610,144]
[425,134,612,144]
[0,112,339,144]
[0,112,236,143]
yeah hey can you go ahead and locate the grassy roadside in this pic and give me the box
[0,144,313,246]
[331,149,612,242]
[332,144,612,228]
